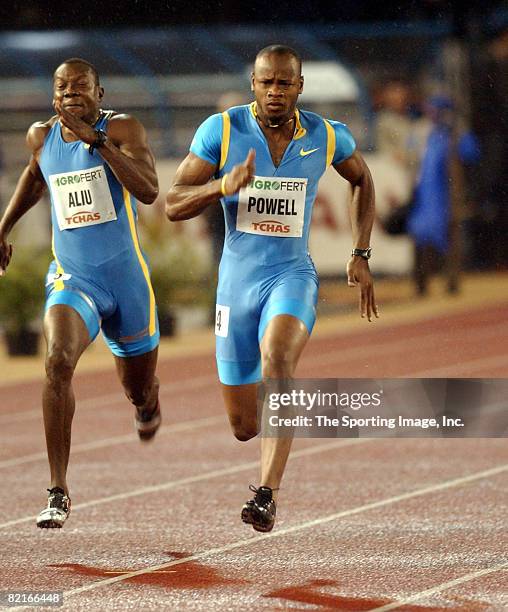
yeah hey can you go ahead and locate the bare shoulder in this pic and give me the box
[107,113,145,141]
[26,116,57,152]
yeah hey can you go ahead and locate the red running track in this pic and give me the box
[0,302,507,611]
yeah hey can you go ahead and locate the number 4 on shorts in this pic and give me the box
[215,304,230,338]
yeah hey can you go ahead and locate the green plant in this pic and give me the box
[0,247,50,332]
[139,211,213,313]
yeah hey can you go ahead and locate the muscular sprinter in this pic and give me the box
[0,58,161,528]
[166,45,377,532]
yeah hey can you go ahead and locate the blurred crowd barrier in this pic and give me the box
[1,18,506,287]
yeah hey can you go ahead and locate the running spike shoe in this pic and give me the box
[241,485,276,532]
[36,487,71,529]
[135,400,161,441]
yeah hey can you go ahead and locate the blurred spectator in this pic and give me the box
[375,80,429,181]
[0,140,4,211]
[470,25,508,269]
[407,95,480,295]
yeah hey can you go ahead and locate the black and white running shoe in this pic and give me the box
[241,485,276,532]
[134,400,161,442]
[36,487,71,529]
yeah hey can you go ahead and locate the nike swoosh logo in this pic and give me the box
[300,147,319,157]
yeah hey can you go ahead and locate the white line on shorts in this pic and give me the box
[0,438,369,529]
[58,462,508,601]
[369,561,508,611]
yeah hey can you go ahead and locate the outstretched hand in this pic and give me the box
[54,100,98,145]
[223,149,256,195]
[347,257,379,322]
[0,236,13,276]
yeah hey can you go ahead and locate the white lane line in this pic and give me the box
[301,320,508,369]
[0,374,217,426]
[3,317,506,426]
[411,354,508,378]
[59,462,508,600]
[0,438,368,529]
[1,382,506,470]
[0,415,225,469]
[369,561,508,611]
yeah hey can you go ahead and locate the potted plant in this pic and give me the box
[0,247,49,355]
[139,206,212,336]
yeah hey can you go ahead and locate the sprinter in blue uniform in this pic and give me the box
[0,58,161,529]
[166,46,378,532]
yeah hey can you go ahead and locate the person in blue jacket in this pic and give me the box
[407,95,480,295]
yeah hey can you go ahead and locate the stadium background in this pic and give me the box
[1,0,507,337]
[0,2,507,610]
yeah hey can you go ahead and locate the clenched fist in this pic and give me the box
[222,149,256,195]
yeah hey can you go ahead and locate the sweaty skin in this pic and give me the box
[166,49,378,505]
[0,61,160,499]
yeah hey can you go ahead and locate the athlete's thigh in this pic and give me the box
[258,267,318,341]
[215,276,261,386]
[260,314,309,374]
[259,268,318,373]
[44,261,105,363]
[101,256,159,358]
[43,305,91,367]
[114,346,158,395]
[221,382,258,428]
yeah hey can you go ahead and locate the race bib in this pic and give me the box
[49,165,117,230]
[215,304,230,338]
[236,176,307,237]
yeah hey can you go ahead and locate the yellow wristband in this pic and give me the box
[220,174,230,197]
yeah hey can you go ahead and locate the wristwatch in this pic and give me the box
[351,247,372,260]
[88,129,108,155]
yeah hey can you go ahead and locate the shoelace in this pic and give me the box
[248,484,277,506]
[47,488,68,509]
[137,400,160,422]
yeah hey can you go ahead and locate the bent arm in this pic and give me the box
[334,151,375,249]
[165,153,222,221]
[0,123,48,240]
[98,115,159,204]
[55,106,159,205]
[0,158,46,238]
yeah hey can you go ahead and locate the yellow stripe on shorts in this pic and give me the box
[51,234,65,292]
[123,188,156,336]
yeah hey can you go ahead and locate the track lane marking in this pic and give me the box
[0,438,368,529]
[369,561,508,611]
[0,374,217,425]
[408,354,508,377]
[57,462,508,600]
[2,318,507,425]
[0,415,225,469]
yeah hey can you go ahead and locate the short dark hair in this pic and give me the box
[255,45,302,75]
[56,58,100,85]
